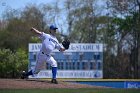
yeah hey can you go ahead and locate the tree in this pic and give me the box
[21,4,46,31]
[0,49,28,78]
[64,0,97,43]
[105,0,140,78]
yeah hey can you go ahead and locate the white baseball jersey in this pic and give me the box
[40,32,62,54]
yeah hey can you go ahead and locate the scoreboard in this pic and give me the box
[28,43,103,78]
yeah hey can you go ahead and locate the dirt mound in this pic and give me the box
[0,79,105,89]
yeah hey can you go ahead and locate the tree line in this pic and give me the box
[0,0,139,78]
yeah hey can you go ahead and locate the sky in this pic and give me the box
[0,0,106,18]
[0,0,63,18]
[0,0,106,34]
[0,0,67,32]
[0,0,56,9]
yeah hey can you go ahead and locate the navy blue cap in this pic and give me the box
[50,25,58,30]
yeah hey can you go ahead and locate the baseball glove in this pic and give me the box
[62,39,70,49]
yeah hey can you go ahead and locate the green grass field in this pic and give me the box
[0,88,140,93]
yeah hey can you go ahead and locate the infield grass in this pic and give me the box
[0,88,140,93]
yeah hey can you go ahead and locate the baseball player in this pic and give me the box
[22,25,70,84]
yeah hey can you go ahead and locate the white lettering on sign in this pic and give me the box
[127,82,140,88]
[29,43,103,52]
[29,70,103,78]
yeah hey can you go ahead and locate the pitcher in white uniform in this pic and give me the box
[23,25,66,84]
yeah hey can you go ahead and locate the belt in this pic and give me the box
[42,52,50,56]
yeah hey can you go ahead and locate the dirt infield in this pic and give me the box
[0,79,105,89]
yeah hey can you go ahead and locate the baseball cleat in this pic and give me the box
[51,79,58,84]
[21,71,28,79]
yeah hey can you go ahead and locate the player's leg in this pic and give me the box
[33,53,46,74]
[22,53,46,79]
[46,56,58,84]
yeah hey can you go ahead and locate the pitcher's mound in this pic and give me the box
[0,79,106,89]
